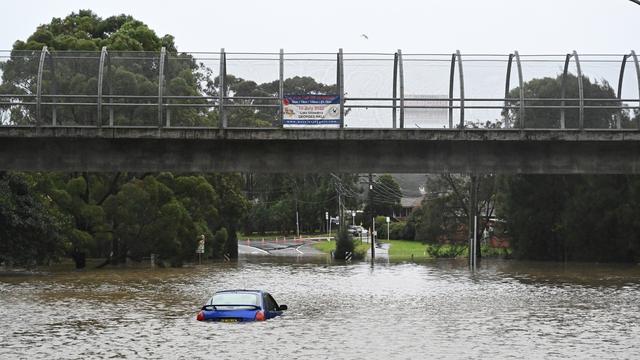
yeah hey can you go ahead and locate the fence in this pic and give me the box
[0,48,639,130]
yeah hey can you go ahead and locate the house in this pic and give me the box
[396,196,425,220]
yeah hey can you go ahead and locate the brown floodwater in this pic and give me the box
[1,257,639,359]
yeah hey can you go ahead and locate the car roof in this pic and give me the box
[214,289,264,294]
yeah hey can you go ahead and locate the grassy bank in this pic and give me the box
[382,240,511,260]
[312,240,369,259]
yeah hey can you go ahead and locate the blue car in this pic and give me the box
[196,290,287,322]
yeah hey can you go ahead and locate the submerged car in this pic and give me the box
[196,290,287,322]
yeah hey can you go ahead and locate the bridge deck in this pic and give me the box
[2,127,640,174]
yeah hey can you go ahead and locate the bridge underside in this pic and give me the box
[2,127,640,174]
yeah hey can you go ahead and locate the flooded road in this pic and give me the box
[1,257,639,359]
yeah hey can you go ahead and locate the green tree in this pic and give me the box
[0,173,68,267]
[499,74,640,262]
[334,227,354,260]
[0,11,247,267]
[412,174,496,254]
[504,74,626,129]
[0,10,212,127]
[104,176,193,266]
[208,174,249,259]
[366,174,402,218]
[243,174,359,236]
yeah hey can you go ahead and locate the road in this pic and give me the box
[238,238,329,257]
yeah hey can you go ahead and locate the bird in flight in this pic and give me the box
[361,34,369,40]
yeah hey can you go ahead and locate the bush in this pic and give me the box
[334,227,354,260]
[425,244,467,258]
[376,220,414,241]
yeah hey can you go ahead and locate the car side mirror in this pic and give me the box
[279,305,288,311]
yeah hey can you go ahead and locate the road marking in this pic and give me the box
[238,244,270,255]
[295,244,305,255]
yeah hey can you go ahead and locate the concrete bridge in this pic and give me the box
[2,49,640,174]
[2,126,640,174]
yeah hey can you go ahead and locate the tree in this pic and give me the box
[242,174,360,236]
[0,11,252,267]
[0,10,212,127]
[207,174,249,259]
[504,74,626,129]
[366,174,402,218]
[103,176,194,266]
[413,174,496,255]
[334,227,354,260]
[0,173,68,267]
[498,74,640,262]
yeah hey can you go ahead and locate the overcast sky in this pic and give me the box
[1,0,639,53]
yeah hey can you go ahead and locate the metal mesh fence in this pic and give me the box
[0,48,638,130]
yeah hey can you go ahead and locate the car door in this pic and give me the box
[263,293,281,319]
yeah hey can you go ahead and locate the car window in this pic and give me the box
[210,293,260,309]
[264,293,279,311]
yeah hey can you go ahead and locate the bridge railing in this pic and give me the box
[0,49,639,130]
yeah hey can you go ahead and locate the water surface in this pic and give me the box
[1,258,639,359]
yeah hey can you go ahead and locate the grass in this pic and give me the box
[313,240,370,259]
[383,240,428,258]
[313,240,336,253]
[381,240,511,260]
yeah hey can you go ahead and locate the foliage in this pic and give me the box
[504,74,630,129]
[365,174,402,218]
[0,10,213,127]
[376,221,412,241]
[0,173,68,266]
[312,239,367,260]
[0,11,256,267]
[425,244,467,258]
[412,174,496,246]
[334,227,355,260]
[499,175,640,262]
[212,228,228,259]
[242,174,360,235]
[499,74,640,262]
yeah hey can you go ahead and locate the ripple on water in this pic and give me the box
[1,258,640,359]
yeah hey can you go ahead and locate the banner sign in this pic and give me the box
[283,95,341,128]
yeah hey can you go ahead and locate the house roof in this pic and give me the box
[401,196,424,209]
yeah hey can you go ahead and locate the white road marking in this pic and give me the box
[238,244,270,255]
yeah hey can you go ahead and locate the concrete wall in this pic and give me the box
[2,127,640,174]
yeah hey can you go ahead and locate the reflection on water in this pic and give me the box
[1,258,639,359]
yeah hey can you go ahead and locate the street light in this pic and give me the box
[386,216,390,241]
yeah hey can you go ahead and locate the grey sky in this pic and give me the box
[1,0,638,53]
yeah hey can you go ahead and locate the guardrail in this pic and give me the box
[0,48,639,130]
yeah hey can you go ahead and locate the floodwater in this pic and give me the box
[1,256,639,359]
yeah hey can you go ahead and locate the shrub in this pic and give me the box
[334,227,354,260]
[425,244,467,258]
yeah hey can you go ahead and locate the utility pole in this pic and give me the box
[469,174,478,269]
[296,209,300,238]
[295,194,300,238]
[326,211,329,236]
[369,173,375,259]
[338,190,343,232]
